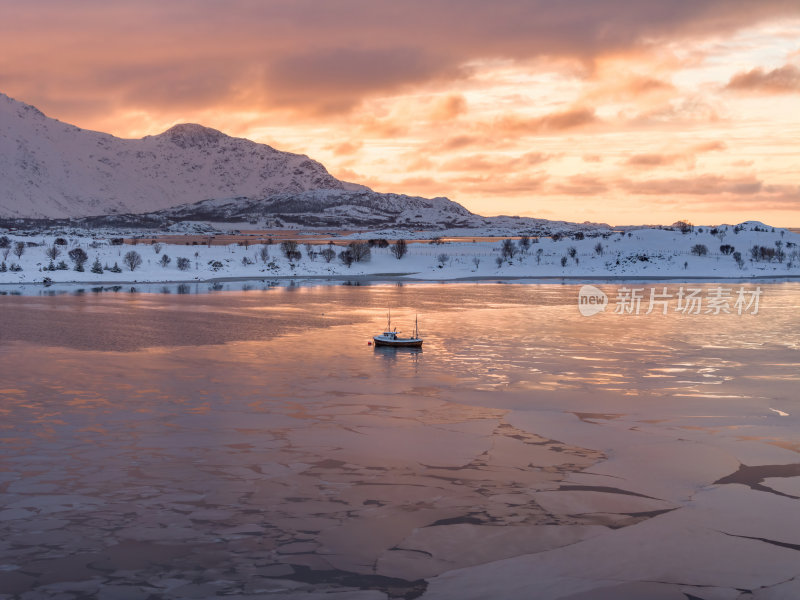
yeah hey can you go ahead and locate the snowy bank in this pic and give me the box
[1,221,798,286]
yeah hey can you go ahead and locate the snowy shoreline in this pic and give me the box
[2,220,799,288]
[3,273,800,289]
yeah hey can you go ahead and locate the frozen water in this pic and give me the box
[0,282,798,598]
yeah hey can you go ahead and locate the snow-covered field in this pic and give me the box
[1,221,798,286]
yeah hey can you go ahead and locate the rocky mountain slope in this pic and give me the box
[118,188,476,229]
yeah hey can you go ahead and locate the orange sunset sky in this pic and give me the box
[1,1,799,226]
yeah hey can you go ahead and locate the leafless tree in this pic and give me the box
[46,245,61,261]
[320,247,336,263]
[280,240,299,259]
[391,239,408,259]
[348,241,371,262]
[500,239,517,260]
[339,249,354,267]
[68,247,89,270]
[124,250,143,271]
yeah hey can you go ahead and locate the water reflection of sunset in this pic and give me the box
[1,283,798,596]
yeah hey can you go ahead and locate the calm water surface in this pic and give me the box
[1,283,798,598]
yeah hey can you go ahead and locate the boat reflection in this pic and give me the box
[372,345,423,361]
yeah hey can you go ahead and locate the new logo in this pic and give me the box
[578,285,608,316]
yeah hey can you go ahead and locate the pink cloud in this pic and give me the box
[327,141,364,156]
[3,1,798,120]
[726,64,800,93]
[620,174,763,195]
[494,108,599,135]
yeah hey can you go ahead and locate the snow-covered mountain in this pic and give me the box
[0,92,366,218]
[0,92,609,233]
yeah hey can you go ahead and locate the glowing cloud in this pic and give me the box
[1,0,799,225]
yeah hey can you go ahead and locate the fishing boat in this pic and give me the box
[373,313,423,348]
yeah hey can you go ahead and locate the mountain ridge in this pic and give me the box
[0,92,365,218]
[0,92,610,233]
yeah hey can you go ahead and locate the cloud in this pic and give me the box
[331,167,365,183]
[756,185,800,208]
[692,141,727,153]
[358,116,408,138]
[582,72,677,105]
[264,46,463,113]
[2,1,799,226]
[686,184,800,209]
[517,152,552,166]
[553,176,610,195]
[624,152,698,169]
[451,174,549,195]
[429,94,468,121]
[620,174,763,195]
[494,107,599,135]
[327,141,363,156]
[403,156,437,171]
[623,141,726,169]
[725,64,800,93]
[625,153,682,167]
[385,176,450,197]
[625,76,675,95]
[436,135,483,151]
[3,0,798,120]
[631,96,720,125]
[439,152,551,172]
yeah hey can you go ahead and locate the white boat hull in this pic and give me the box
[373,336,423,348]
